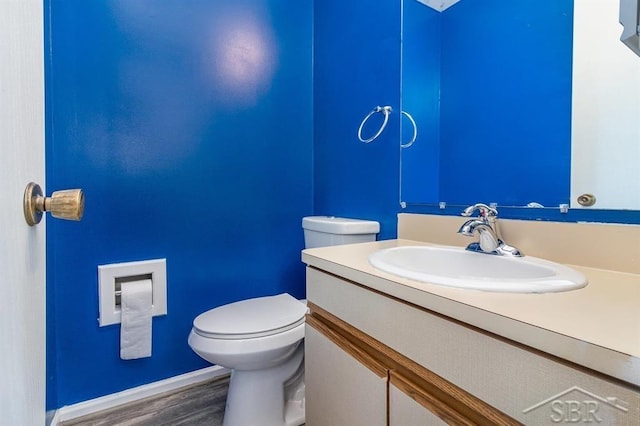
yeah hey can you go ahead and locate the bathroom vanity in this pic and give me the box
[302,214,640,425]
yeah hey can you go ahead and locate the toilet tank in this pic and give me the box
[302,216,380,249]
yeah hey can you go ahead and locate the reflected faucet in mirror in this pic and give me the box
[458,203,523,257]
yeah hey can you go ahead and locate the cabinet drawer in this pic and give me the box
[305,325,387,426]
[389,375,448,426]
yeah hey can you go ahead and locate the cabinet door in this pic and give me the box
[305,325,387,426]
[389,383,447,426]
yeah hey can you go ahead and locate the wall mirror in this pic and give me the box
[400,0,640,211]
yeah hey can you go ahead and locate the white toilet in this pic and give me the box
[187,216,380,426]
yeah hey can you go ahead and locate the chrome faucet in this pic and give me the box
[457,203,523,257]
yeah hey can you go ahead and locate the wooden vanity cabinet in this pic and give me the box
[305,269,519,425]
[305,302,517,425]
[304,266,639,425]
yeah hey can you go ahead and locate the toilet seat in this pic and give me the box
[193,293,307,340]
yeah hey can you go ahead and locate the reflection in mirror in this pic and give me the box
[571,0,640,209]
[401,0,572,208]
[400,0,640,211]
[401,0,442,204]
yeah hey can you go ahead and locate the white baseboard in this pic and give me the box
[49,365,229,425]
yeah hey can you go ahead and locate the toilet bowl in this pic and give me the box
[188,216,380,426]
[188,293,307,426]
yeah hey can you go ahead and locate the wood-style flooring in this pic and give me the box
[60,375,230,426]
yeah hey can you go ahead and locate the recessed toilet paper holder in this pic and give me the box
[98,259,167,327]
[23,182,85,226]
[114,273,153,307]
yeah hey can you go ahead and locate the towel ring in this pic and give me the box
[358,105,392,143]
[401,111,418,148]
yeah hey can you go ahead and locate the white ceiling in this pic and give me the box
[416,0,461,12]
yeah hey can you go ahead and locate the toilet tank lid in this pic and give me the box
[302,216,380,234]
[193,293,307,337]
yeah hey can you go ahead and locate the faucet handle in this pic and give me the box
[461,203,498,218]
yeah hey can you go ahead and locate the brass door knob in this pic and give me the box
[23,182,85,226]
[577,193,596,207]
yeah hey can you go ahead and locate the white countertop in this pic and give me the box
[302,239,640,388]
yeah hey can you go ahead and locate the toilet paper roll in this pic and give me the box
[120,279,153,360]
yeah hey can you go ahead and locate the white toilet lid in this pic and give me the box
[193,293,308,340]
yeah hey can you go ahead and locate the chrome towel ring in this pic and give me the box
[358,105,392,143]
[401,111,418,148]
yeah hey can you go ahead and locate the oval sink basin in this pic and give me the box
[368,246,588,293]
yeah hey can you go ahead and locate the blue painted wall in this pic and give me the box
[313,0,402,240]
[46,0,313,408]
[44,0,639,411]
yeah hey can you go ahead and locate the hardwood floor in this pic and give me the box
[60,375,230,426]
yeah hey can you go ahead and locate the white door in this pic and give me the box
[0,1,46,425]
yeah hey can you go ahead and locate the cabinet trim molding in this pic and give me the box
[307,302,521,425]
[389,370,474,426]
[305,312,387,379]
